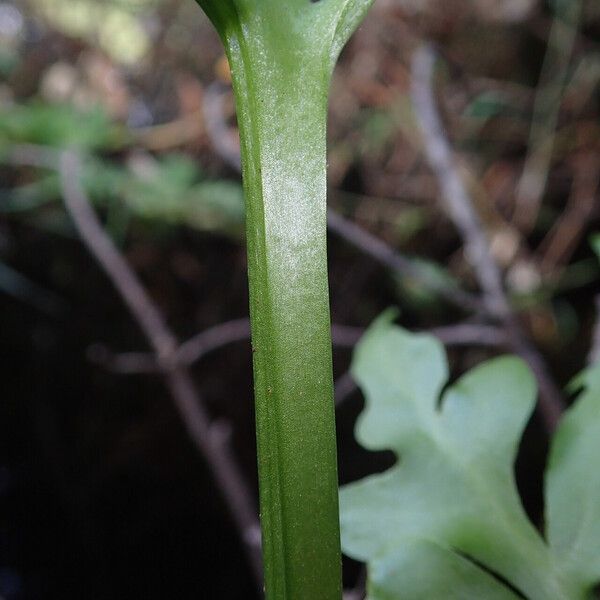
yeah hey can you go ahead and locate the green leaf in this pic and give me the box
[393,257,462,312]
[546,365,600,588]
[0,102,123,150]
[2,150,244,236]
[368,541,520,600]
[464,91,525,120]
[119,154,245,234]
[589,233,600,262]
[340,315,589,600]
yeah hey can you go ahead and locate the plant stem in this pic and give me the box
[195,2,373,596]
[229,43,341,600]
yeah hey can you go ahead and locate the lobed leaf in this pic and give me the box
[546,366,600,589]
[340,314,600,599]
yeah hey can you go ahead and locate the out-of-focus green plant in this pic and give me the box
[589,233,600,261]
[118,154,245,234]
[0,102,123,150]
[193,0,373,597]
[0,103,246,236]
[340,313,600,599]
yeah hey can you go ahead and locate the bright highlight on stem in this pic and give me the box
[193,1,373,598]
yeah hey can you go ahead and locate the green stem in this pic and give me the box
[230,38,340,600]
[194,2,373,596]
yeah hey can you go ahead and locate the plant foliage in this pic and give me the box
[340,313,600,599]
[0,102,122,150]
[0,103,245,236]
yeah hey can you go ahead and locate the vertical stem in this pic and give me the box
[196,2,374,595]
[226,23,342,600]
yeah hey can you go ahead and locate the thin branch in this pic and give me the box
[8,144,264,584]
[538,153,600,274]
[411,45,508,320]
[8,143,58,170]
[411,44,565,431]
[589,296,600,367]
[56,150,263,588]
[430,323,507,347]
[177,318,251,365]
[90,318,505,378]
[60,151,178,361]
[0,260,66,316]
[87,320,364,374]
[86,344,161,374]
[326,209,483,313]
[514,0,582,232]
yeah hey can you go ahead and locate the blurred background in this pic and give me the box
[1,0,600,598]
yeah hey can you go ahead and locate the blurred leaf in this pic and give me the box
[391,206,427,245]
[0,175,61,213]
[552,299,579,346]
[589,233,600,262]
[464,91,525,120]
[0,103,123,150]
[2,148,245,236]
[546,365,600,588]
[393,257,461,312]
[120,154,245,235]
[549,0,581,23]
[340,314,598,599]
[82,159,128,200]
[0,260,66,315]
[358,109,397,156]
[0,47,19,78]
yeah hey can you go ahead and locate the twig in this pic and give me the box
[177,318,251,365]
[60,151,179,361]
[326,210,483,313]
[134,109,204,152]
[8,143,58,170]
[56,150,264,587]
[87,321,363,374]
[90,319,505,377]
[8,143,264,584]
[538,153,600,274]
[430,323,507,347]
[589,296,600,367]
[411,44,564,431]
[176,319,364,365]
[411,46,508,320]
[86,345,162,374]
[513,0,582,232]
[0,260,66,317]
